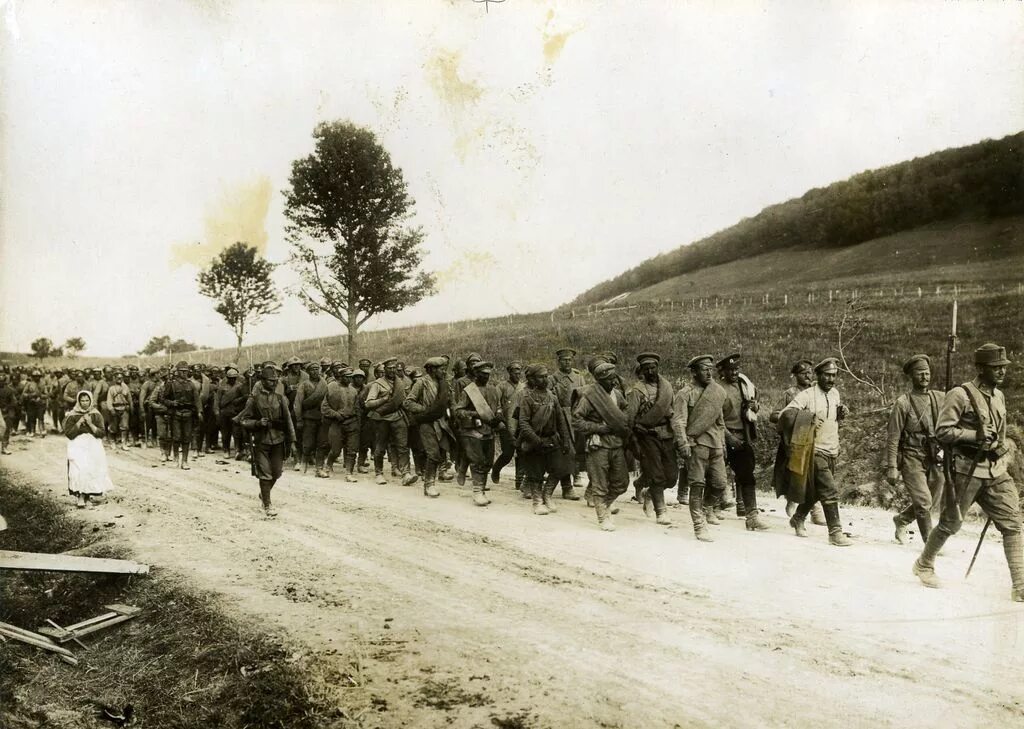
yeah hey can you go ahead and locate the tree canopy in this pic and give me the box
[283,120,436,361]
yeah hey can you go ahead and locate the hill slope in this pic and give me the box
[571,131,1024,306]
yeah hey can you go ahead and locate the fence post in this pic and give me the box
[917,286,922,298]
[784,294,788,306]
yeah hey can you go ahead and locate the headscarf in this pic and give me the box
[70,390,97,415]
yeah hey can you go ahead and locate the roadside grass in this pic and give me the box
[0,469,344,729]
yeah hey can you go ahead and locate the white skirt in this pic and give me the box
[67,434,115,496]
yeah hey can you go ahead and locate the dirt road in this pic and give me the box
[3,435,1023,728]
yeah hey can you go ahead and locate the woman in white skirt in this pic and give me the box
[62,390,114,508]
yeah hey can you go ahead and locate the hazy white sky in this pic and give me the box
[2,0,1022,356]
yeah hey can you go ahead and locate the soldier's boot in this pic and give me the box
[651,487,672,525]
[543,478,559,513]
[735,489,746,517]
[676,482,689,506]
[719,487,735,511]
[561,475,580,501]
[121,434,129,451]
[1002,532,1024,602]
[595,501,615,531]
[810,502,827,526]
[180,445,191,471]
[745,510,770,532]
[584,483,595,508]
[531,481,549,515]
[343,455,358,482]
[357,461,370,475]
[490,466,501,484]
[703,506,721,526]
[790,503,809,538]
[741,486,763,528]
[472,484,489,507]
[913,525,950,588]
[785,500,797,518]
[640,486,652,516]
[423,463,440,497]
[893,514,910,545]
[823,502,852,546]
[913,503,933,543]
[402,471,420,487]
[689,486,714,542]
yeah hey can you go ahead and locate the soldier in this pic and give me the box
[403,357,454,497]
[94,367,111,437]
[63,370,85,420]
[517,363,574,515]
[770,360,827,526]
[781,358,853,546]
[323,367,361,481]
[573,362,631,530]
[913,344,1022,600]
[357,359,373,378]
[203,366,223,453]
[21,369,47,437]
[718,353,769,528]
[189,364,212,456]
[281,356,309,470]
[161,361,202,469]
[396,361,413,393]
[217,366,248,458]
[364,357,417,486]
[671,355,728,542]
[139,368,158,447]
[627,352,676,526]
[295,361,330,477]
[106,369,133,450]
[492,361,525,488]
[550,347,585,500]
[454,361,503,506]
[126,365,144,446]
[452,353,481,485]
[238,362,297,517]
[886,354,945,545]
[50,368,70,435]
[0,373,16,454]
[354,367,372,473]
[147,367,172,461]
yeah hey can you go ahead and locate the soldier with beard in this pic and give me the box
[717,353,770,529]
[295,361,330,477]
[550,348,584,500]
[493,361,526,490]
[364,357,417,486]
[771,360,827,527]
[454,361,503,506]
[281,357,309,471]
[323,367,361,481]
[239,362,297,517]
[403,357,454,498]
[627,352,676,526]
[217,366,248,458]
[452,354,481,485]
[517,364,574,515]
[161,361,202,469]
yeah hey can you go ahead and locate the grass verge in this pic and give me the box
[0,468,342,729]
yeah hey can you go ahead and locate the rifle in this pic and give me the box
[941,300,962,522]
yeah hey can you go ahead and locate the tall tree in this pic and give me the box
[30,337,53,359]
[197,242,281,362]
[139,335,173,357]
[64,337,86,358]
[283,121,436,362]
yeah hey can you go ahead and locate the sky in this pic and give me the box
[1,0,1022,356]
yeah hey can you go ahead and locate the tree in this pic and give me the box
[283,121,437,362]
[30,337,53,359]
[139,335,173,357]
[64,337,86,358]
[197,242,281,362]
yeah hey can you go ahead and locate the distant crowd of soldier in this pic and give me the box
[0,340,1017,600]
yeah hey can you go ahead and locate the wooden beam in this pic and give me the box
[0,551,150,575]
[0,623,78,663]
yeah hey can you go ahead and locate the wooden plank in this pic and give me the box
[0,550,149,575]
[38,605,142,643]
[70,613,139,639]
[0,625,77,659]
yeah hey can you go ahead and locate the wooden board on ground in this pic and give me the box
[0,550,150,575]
[0,621,78,665]
[38,604,142,643]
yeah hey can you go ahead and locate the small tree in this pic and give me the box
[283,120,436,362]
[64,337,86,358]
[30,337,53,359]
[139,335,173,357]
[197,242,281,362]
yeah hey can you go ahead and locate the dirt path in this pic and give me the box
[2,434,1022,729]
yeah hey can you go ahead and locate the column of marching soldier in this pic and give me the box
[0,341,1018,601]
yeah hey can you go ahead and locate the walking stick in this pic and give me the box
[965,517,991,579]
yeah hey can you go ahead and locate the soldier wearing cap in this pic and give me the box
[187,364,213,456]
[95,367,112,437]
[323,366,361,481]
[886,354,946,545]
[717,353,770,529]
[573,362,631,530]
[106,369,133,450]
[319,358,334,382]
[770,360,826,527]
[364,357,417,486]
[670,355,730,541]
[139,367,159,447]
[62,369,86,431]
[217,366,248,459]
[354,367,372,473]
[21,369,47,437]
[280,357,309,470]
[50,367,70,436]
[551,347,585,499]
[125,365,143,447]
[201,366,223,453]
[492,361,525,489]
[238,362,297,517]
[454,361,504,506]
[780,357,852,546]
[294,361,330,477]
[627,352,676,525]
[451,353,482,485]
[913,343,1023,600]
[396,361,413,393]
[517,363,574,515]
[148,366,174,460]
[403,357,454,497]
[160,361,202,469]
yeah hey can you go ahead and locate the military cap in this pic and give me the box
[790,359,814,375]
[506,360,523,371]
[586,355,609,375]
[127,364,139,371]
[687,354,715,369]
[319,357,332,368]
[338,367,354,378]
[525,363,549,379]
[176,360,190,370]
[31,369,41,377]
[260,361,281,374]
[814,357,840,373]
[305,361,321,371]
[102,365,112,372]
[381,356,398,367]
[636,352,661,365]
[901,354,931,374]
[190,363,202,372]
[974,343,1011,367]
[600,351,619,365]
[407,368,422,380]
[593,362,617,381]
[282,356,301,368]
[465,352,482,366]
[555,348,577,359]
[717,352,741,369]
[210,365,223,373]
[476,361,495,374]
[424,356,448,369]
[224,367,239,377]
[333,360,349,369]
[352,369,367,379]
[358,358,372,367]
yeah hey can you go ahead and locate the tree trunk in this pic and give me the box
[235,334,243,367]
[346,299,360,365]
